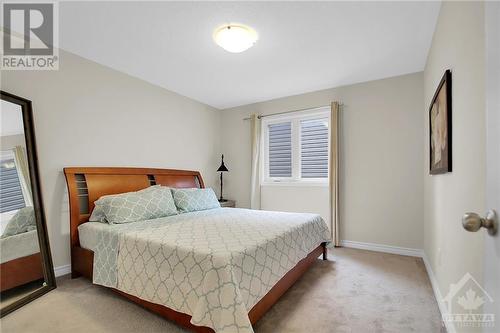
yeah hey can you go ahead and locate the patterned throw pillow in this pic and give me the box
[94,186,177,224]
[88,205,107,223]
[89,185,161,222]
[1,206,36,238]
[172,188,221,213]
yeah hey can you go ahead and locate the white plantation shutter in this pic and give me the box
[263,107,331,183]
[0,158,26,213]
[301,118,329,178]
[268,122,292,178]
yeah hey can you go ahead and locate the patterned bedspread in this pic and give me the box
[91,208,330,333]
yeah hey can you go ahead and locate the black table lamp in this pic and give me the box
[217,154,229,202]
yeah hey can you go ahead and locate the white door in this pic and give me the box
[484,3,499,332]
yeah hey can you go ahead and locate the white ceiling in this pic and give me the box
[60,1,440,109]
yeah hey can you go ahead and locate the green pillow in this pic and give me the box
[89,185,160,222]
[1,206,36,238]
[172,188,220,213]
[94,186,177,224]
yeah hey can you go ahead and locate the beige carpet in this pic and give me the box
[0,248,444,333]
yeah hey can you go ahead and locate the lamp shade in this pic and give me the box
[213,24,258,53]
[217,154,229,172]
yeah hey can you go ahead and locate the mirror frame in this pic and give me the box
[0,91,56,317]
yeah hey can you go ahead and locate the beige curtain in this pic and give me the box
[13,146,33,207]
[329,102,340,246]
[250,114,261,209]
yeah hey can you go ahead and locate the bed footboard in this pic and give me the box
[71,242,327,332]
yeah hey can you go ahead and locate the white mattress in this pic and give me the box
[0,229,40,264]
[78,221,114,251]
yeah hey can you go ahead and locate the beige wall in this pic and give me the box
[423,1,485,329]
[0,134,25,150]
[261,185,329,225]
[221,72,424,249]
[1,50,221,269]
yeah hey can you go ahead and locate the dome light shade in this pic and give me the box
[213,24,258,53]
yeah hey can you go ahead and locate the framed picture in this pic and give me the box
[429,70,452,174]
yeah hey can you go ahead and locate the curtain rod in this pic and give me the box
[242,103,342,121]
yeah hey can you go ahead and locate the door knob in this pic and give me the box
[462,210,498,235]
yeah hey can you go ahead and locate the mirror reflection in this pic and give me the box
[0,100,44,308]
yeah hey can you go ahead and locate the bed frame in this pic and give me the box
[0,253,44,292]
[64,167,327,333]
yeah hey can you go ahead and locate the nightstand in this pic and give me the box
[219,200,236,208]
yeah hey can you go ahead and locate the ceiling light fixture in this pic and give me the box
[213,24,258,53]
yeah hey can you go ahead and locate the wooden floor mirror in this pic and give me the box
[0,91,56,317]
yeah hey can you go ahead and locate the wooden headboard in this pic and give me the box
[63,167,205,248]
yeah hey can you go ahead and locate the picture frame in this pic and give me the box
[429,69,452,174]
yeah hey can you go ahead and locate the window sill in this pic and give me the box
[261,182,329,187]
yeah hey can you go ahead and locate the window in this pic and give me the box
[300,118,329,178]
[268,122,292,178]
[0,151,26,213]
[262,107,330,184]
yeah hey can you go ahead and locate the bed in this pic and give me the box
[0,230,43,292]
[64,167,330,333]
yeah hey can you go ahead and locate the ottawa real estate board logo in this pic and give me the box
[1,2,58,70]
[443,273,495,329]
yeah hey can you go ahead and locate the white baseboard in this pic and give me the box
[422,253,456,333]
[54,264,71,277]
[339,240,424,257]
